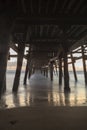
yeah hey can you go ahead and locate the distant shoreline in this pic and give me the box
[6,70,84,73]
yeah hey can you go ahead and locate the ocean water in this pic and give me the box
[0,70,87,109]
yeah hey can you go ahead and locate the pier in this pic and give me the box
[0,1,87,94]
[0,0,87,129]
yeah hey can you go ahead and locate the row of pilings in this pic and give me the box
[30,45,87,92]
[0,43,87,97]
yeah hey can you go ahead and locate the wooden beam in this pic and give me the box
[71,53,77,82]
[70,35,87,51]
[30,0,33,14]
[9,55,18,57]
[9,54,27,58]
[21,0,27,14]
[10,44,18,53]
[81,45,87,85]
[61,0,68,10]
[75,27,87,37]
[52,0,58,13]
[80,4,87,14]
[38,0,41,14]
[66,25,75,34]
[66,0,76,12]
[68,26,81,37]
[73,0,83,14]
[10,44,27,59]
[26,27,31,41]
[15,16,87,25]
[46,0,50,14]
[13,39,66,45]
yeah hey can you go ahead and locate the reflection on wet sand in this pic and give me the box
[1,72,87,109]
[64,92,70,106]
[12,93,20,107]
[0,96,7,108]
[29,73,52,106]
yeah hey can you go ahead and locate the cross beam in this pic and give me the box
[16,16,87,25]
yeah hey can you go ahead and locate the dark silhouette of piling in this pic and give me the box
[59,56,62,85]
[13,44,25,92]
[24,60,29,85]
[0,44,9,96]
[43,68,46,76]
[64,50,70,92]
[81,45,87,85]
[28,64,32,79]
[46,68,48,77]
[71,53,77,82]
[50,61,54,81]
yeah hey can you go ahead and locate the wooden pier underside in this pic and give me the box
[0,0,87,94]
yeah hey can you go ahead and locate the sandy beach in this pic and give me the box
[0,106,87,130]
[0,72,86,130]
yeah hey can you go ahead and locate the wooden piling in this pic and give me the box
[32,65,35,74]
[64,50,70,92]
[55,62,58,76]
[25,45,32,80]
[44,69,46,76]
[2,75,6,93]
[59,57,62,85]
[46,68,48,77]
[28,64,32,79]
[81,45,87,85]
[50,61,53,81]
[24,60,29,85]
[71,53,77,82]
[12,44,25,92]
[0,17,13,96]
[0,44,9,96]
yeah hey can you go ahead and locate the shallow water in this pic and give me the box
[0,70,87,109]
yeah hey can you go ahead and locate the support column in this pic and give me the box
[43,69,46,76]
[32,65,35,74]
[59,57,62,85]
[71,53,77,82]
[64,50,70,92]
[0,44,9,96]
[55,62,58,76]
[46,68,48,77]
[25,45,32,81]
[28,64,32,79]
[50,61,53,81]
[81,45,87,85]
[24,60,29,85]
[3,75,6,93]
[12,44,25,92]
[0,16,13,96]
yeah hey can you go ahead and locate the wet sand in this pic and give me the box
[0,72,87,129]
[1,71,86,109]
[0,106,87,130]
